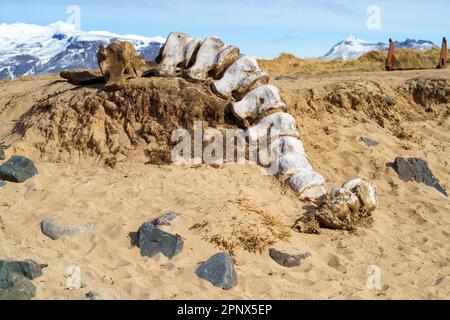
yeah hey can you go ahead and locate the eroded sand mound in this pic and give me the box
[10,74,449,168]
[281,77,450,140]
[13,77,229,165]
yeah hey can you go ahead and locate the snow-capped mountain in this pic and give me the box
[322,35,436,61]
[0,22,165,80]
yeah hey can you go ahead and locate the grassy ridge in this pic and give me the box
[258,48,449,77]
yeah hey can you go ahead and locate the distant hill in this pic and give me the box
[322,35,436,61]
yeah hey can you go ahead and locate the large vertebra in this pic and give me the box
[184,36,225,81]
[212,56,269,99]
[247,112,299,142]
[232,84,286,121]
[158,32,200,76]
[97,41,146,91]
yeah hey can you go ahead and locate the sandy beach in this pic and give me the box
[0,68,449,300]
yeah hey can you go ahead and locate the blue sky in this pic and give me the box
[1,0,449,58]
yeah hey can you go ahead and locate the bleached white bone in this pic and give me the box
[159,32,197,76]
[330,188,360,210]
[259,136,306,167]
[212,56,269,99]
[232,85,286,120]
[247,112,299,142]
[289,171,327,200]
[213,45,240,79]
[342,178,378,211]
[259,137,306,166]
[276,153,313,175]
[183,38,203,68]
[185,36,225,81]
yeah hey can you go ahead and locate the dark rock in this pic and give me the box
[360,137,379,148]
[0,269,36,300]
[0,156,38,183]
[86,291,102,300]
[269,248,311,268]
[0,260,44,280]
[0,180,5,188]
[392,157,447,196]
[195,252,237,290]
[0,146,4,160]
[151,212,180,226]
[137,222,184,259]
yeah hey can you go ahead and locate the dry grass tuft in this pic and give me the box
[203,198,291,256]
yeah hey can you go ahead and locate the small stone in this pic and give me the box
[41,218,66,240]
[0,180,5,188]
[0,146,4,160]
[275,75,297,81]
[0,260,44,280]
[151,212,180,226]
[0,269,37,300]
[360,137,379,148]
[195,252,237,290]
[385,96,394,106]
[392,157,447,197]
[138,222,184,259]
[337,241,347,249]
[41,218,96,240]
[86,291,102,300]
[327,255,346,273]
[269,248,311,268]
[0,156,38,183]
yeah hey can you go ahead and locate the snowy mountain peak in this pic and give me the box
[343,35,364,43]
[0,22,165,80]
[322,35,436,61]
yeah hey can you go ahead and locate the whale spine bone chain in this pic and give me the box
[60,31,379,206]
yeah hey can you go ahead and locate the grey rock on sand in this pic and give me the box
[0,146,4,160]
[0,260,44,280]
[86,291,103,300]
[137,222,184,259]
[0,179,5,188]
[0,156,38,183]
[385,95,395,106]
[41,218,96,240]
[269,248,311,268]
[0,270,36,300]
[360,137,379,148]
[195,252,237,290]
[392,157,448,197]
[0,259,44,300]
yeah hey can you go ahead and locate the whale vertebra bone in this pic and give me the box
[97,41,146,91]
[232,85,286,121]
[158,32,201,76]
[212,56,269,99]
[288,171,327,200]
[184,36,225,81]
[247,112,299,142]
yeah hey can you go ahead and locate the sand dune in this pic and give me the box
[0,69,449,300]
